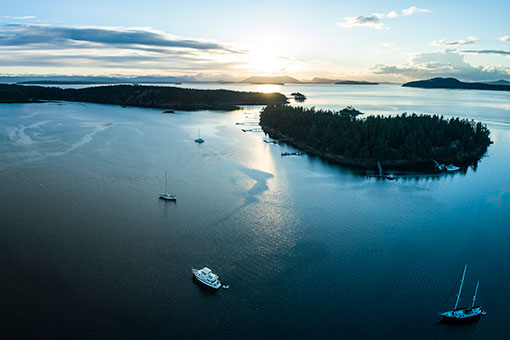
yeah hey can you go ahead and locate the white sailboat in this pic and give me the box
[440,265,487,322]
[159,171,176,200]
[194,129,204,143]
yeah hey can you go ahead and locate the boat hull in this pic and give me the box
[440,306,486,323]
[159,194,176,200]
[441,314,481,323]
[192,275,221,290]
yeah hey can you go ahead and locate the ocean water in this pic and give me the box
[1,84,509,339]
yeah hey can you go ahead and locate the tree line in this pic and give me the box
[260,105,491,164]
[0,84,288,110]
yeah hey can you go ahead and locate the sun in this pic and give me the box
[248,51,287,74]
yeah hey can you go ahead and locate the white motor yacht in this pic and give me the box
[192,267,221,290]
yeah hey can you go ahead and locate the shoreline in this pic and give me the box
[0,84,288,111]
[261,126,489,171]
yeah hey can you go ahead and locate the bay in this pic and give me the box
[1,84,509,339]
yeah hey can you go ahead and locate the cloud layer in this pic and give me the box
[0,24,251,76]
[371,50,510,81]
[401,6,431,16]
[462,49,510,56]
[0,24,232,51]
[338,6,430,30]
[338,16,384,29]
[431,36,479,46]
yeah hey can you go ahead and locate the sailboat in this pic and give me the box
[159,171,176,201]
[194,129,204,143]
[440,265,487,322]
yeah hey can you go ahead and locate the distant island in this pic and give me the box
[402,77,510,92]
[335,80,379,85]
[239,76,301,84]
[238,75,380,85]
[0,84,288,110]
[0,75,200,85]
[0,75,386,85]
[484,80,510,86]
[260,105,491,170]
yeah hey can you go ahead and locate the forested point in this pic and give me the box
[260,105,492,168]
[0,84,288,110]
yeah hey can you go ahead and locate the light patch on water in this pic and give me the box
[487,186,510,207]
[0,119,114,171]
[66,122,113,153]
[6,120,52,145]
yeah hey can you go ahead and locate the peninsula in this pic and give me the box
[402,77,510,92]
[0,84,288,110]
[260,105,491,170]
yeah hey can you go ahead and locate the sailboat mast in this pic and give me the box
[165,171,168,193]
[454,264,467,309]
[472,280,479,308]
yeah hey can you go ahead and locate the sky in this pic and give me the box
[0,0,509,82]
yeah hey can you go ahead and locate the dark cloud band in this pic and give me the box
[0,24,230,51]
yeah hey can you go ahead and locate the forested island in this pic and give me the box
[260,105,491,169]
[0,84,288,110]
[403,77,510,92]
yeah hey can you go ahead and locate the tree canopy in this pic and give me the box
[260,105,491,165]
[0,84,288,110]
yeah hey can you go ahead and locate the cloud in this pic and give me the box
[337,16,384,29]
[374,11,398,19]
[0,24,252,76]
[371,50,510,81]
[461,49,510,56]
[500,36,510,42]
[431,36,479,46]
[338,6,431,30]
[1,16,36,20]
[401,6,431,16]
[0,23,317,78]
[0,24,234,51]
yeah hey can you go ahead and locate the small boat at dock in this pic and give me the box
[434,160,460,172]
[281,151,303,156]
[445,164,460,172]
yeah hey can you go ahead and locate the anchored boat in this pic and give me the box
[194,129,204,143]
[159,171,176,201]
[192,267,221,290]
[440,265,487,323]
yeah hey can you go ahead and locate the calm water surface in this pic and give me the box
[1,84,509,339]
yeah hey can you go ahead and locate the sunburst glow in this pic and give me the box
[255,84,283,93]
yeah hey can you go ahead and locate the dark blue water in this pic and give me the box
[1,85,509,339]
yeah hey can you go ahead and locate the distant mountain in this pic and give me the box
[402,77,510,92]
[0,75,199,85]
[335,80,379,85]
[307,77,338,84]
[483,79,510,86]
[239,76,301,84]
